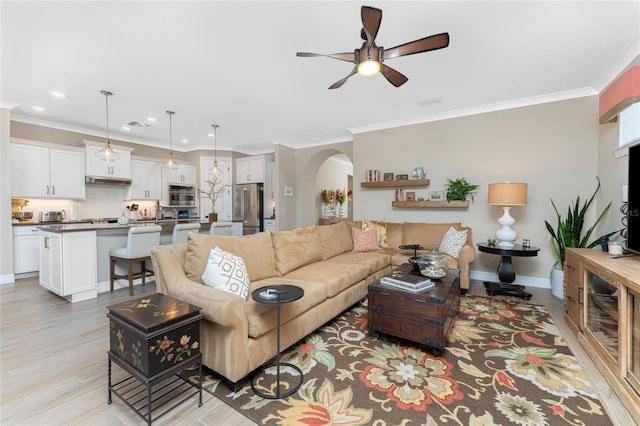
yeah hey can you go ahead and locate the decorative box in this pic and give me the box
[107,293,202,378]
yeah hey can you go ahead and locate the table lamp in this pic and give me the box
[488,182,528,248]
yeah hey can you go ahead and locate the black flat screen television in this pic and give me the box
[627,143,640,254]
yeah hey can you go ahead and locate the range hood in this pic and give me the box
[85,176,132,185]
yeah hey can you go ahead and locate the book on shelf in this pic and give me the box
[379,270,434,292]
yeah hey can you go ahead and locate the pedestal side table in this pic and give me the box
[251,284,304,399]
[477,243,540,300]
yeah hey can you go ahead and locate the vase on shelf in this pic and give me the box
[338,203,345,218]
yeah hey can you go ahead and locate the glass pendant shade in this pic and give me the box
[165,110,179,170]
[96,90,120,162]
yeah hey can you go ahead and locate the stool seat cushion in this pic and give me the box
[110,246,130,258]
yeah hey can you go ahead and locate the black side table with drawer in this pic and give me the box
[107,293,203,425]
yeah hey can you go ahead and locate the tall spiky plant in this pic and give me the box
[544,177,618,268]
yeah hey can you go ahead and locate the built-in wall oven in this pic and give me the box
[169,185,196,206]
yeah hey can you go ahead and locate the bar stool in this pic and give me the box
[170,223,201,244]
[209,221,233,236]
[110,225,162,296]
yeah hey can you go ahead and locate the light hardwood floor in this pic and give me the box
[1,277,637,425]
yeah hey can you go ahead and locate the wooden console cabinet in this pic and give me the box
[564,248,640,423]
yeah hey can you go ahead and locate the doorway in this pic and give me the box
[315,154,353,222]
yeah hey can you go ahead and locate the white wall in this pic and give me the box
[1,109,14,283]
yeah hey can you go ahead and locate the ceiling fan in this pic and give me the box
[297,5,449,89]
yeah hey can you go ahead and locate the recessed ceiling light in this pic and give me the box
[49,90,66,98]
[146,116,156,122]
[121,126,130,131]
[32,106,45,112]
[180,139,189,143]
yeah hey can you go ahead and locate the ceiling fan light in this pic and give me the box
[358,60,380,76]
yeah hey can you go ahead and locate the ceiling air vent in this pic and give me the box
[127,121,151,128]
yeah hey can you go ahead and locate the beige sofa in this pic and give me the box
[150,220,474,387]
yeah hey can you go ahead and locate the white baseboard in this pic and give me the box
[470,270,551,290]
[0,274,15,285]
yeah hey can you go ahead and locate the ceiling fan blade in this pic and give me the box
[361,6,382,45]
[380,63,408,87]
[383,33,450,60]
[296,51,355,63]
[329,66,358,89]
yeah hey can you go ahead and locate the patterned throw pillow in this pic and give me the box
[439,227,468,259]
[361,218,389,248]
[201,246,250,299]
[352,226,380,252]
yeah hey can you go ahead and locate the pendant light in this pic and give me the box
[165,110,179,170]
[211,124,219,175]
[95,90,120,162]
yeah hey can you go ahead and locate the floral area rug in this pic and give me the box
[183,295,611,425]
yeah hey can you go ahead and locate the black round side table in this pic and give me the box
[477,243,540,300]
[250,284,304,399]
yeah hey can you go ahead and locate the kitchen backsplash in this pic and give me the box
[20,185,161,221]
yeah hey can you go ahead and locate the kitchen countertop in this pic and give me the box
[37,219,199,233]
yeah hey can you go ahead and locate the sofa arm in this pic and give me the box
[457,244,476,290]
[151,246,247,330]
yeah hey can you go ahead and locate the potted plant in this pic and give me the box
[444,178,479,202]
[198,171,229,223]
[544,177,618,298]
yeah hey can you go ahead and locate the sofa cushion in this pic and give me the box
[386,222,404,249]
[201,247,250,299]
[328,251,392,278]
[284,260,372,298]
[317,221,353,260]
[246,277,328,338]
[439,226,468,259]
[402,222,462,249]
[272,226,323,276]
[352,226,380,252]
[362,218,389,248]
[185,232,277,284]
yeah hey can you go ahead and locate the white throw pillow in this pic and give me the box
[439,227,468,259]
[201,246,250,299]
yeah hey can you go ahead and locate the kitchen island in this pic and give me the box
[36,221,201,301]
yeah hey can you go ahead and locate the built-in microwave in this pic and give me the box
[169,185,196,206]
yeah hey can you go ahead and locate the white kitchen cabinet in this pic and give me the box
[84,141,133,179]
[264,219,276,232]
[13,226,40,275]
[235,156,266,184]
[265,161,276,200]
[163,164,196,185]
[127,158,162,200]
[39,230,97,302]
[11,141,85,199]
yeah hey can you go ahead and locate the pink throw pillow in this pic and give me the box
[352,226,380,252]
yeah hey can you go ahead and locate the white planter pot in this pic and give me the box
[551,266,564,299]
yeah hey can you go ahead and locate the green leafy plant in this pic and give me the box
[544,177,618,268]
[444,178,479,202]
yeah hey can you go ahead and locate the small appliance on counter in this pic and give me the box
[40,210,66,223]
[11,198,34,222]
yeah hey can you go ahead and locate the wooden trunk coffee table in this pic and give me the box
[367,264,460,355]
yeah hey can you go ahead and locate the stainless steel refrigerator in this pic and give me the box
[232,183,264,234]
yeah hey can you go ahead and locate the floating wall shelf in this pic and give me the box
[392,200,469,208]
[361,179,429,188]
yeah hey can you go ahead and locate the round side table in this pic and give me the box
[477,243,540,300]
[250,284,304,399]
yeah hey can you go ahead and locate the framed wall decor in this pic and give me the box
[429,191,443,201]
[406,191,415,201]
[396,174,409,180]
[383,172,394,181]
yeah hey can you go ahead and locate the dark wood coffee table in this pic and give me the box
[367,264,460,355]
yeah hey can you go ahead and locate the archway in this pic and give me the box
[315,154,353,222]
